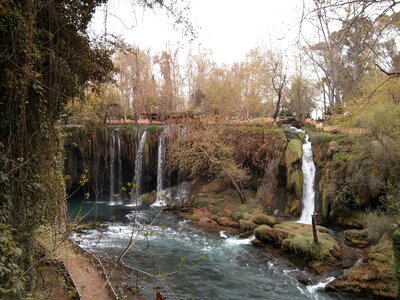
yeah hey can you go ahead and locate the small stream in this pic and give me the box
[69,199,361,300]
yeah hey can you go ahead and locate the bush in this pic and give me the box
[0,223,24,298]
[309,131,338,145]
[364,212,394,244]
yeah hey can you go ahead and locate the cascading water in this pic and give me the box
[299,134,316,224]
[116,129,122,193]
[109,128,122,203]
[154,129,166,206]
[109,130,116,202]
[133,129,147,203]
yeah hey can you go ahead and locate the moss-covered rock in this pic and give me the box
[344,229,370,248]
[250,213,277,226]
[285,139,303,166]
[254,225,289,245]
[281,139,303,202]
[327,234,398,299]
[288,169,303,200]
[275,222,340,270]
[239,219,257,233]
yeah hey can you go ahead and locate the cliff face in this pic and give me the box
[64,125,162,200]
[309,130,388,225]
[64,125,304,212]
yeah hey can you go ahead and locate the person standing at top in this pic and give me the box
[156,286,165,300]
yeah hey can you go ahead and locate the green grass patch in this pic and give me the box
[309,131,339,145]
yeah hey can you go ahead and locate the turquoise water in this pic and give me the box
[69,199,364,300]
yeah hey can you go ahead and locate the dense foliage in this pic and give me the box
[0,0,114,296]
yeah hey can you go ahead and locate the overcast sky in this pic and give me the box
[91,0,307,63]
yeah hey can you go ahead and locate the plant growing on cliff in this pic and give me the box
[167,123,250,203]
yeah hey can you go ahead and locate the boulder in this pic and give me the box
[239,219,257,233]
[327,235,398,299]
[254,225,289,245]
[344,229,370,248]
[284,139,303,166]
[275,222,341,271]
[327,140,339,157]
[296,274,313,286]
[250,213,277,226]
[251,239,266,248]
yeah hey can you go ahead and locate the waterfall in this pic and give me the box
[109,128,122,203]
[299,134,316,224]
[154,129,166,206]
[133,129,147,203]
[116,129,122,193]
[109,130,116,202]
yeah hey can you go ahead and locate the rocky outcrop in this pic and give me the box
[344,229,370,248]
[250,213,277,226]
[254,225,289,245]
[239,219,257,233]
[327,235,399,299]
[278,139,303,216]
[252,221,341,273]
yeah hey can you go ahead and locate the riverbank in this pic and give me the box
[169,179,399,299]
[36,226,115,300]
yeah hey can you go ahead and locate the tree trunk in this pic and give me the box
[312,212,319,246]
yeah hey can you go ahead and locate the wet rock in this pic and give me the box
[344,229,370,248]
[327,234,398,299]
[251,239,266,248]
[341,244,363,269]
[296,274,313,286]
[239,231,254,238]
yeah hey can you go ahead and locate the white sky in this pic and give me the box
[91,0,307,64]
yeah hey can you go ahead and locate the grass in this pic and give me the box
[309,131,339,145]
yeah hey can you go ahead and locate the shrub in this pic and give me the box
[364,212,394,244]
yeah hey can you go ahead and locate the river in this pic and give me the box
[69,199,363,300]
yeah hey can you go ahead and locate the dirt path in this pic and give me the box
[62,244,113,300]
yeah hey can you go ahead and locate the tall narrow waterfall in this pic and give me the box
[109,130,116,202]
[133,130,147,203]
[156,129,166,204]
[299,134,316,224]
[109,128,122,202]
[116,129,122,192]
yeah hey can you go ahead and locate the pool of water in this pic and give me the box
[69,198,365,300]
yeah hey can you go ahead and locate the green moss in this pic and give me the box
[254,225,289,245]
[288,168,303,199]
[189,214,200,221]
[344,229,370,247]
[309,131,339,145]
[285,139,303,166]
[392,229,400,296]
[299,132,306,143]
[332,152,350,169]
[239,219,257,233]
[275,222,340,263]
[146,125,163,134]
[250,213,277,226]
